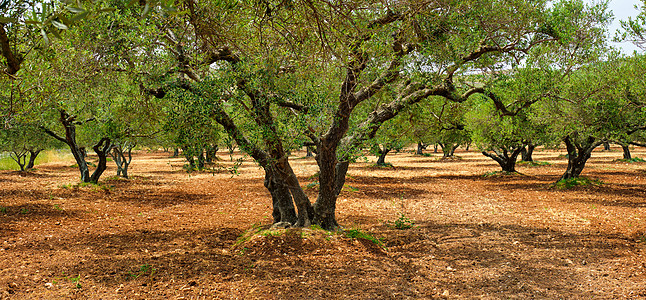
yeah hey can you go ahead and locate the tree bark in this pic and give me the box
[264,169,298,224]
[603,142,610,151]
[205,145,218,163]
[620,143,631,160]
[313,139,342,230]
[439,143,459,158]
[376,147,391,166]
[559,135,602,181]
[42,110,92,182]
[25,149,42,170]
[481,147,523,172]
[416,142,426,155]
[111,143,134,178]
[521,143,535,162]
[90,138,112,183]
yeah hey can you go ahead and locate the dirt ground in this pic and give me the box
[0,146,645,299]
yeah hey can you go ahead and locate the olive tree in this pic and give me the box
[67,0,610,229]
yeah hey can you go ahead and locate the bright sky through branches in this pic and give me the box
[602,0,643,53]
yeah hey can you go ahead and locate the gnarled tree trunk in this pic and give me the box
[42,110,111,183]
[619,143,631,160]
[559,135,602,181]
[9,149,28,171]
[111,142,135,178]
[90,138,112,183]
[416,142,427,155]
[482,146,524,172]
[376,146,391,166]
[521,143,535,162]
[439,142,459,158]
[265,169,298,224]
[25,149,42,170]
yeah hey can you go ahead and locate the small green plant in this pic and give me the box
[0,206,7,214]
[20,208,29,214]
[387,213,415,230]
[52,273,82,289]
[420,153,435,157]
[128,264,157,279]
[53,204,63,211]
[553,177,603,190]
[69,275,81,289]
[344,228,384,247]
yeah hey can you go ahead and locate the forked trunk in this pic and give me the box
[111,144,134,178]
[90,138,112,184]
[440,143,459,158]
[10,150,28,171]
[416,142,426,155]
[25,149,42,170]
[559,135,601,181]
[264,170,298,224]
[482,146,523,172]
[521,143,535,162]
[274,156,314,227]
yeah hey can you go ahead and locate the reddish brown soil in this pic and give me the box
[0,147,645,299]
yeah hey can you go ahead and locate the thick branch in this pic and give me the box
[0,23,22,76]
[40,127,67,144]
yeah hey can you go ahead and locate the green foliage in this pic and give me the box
[0,206,7,214]
[517,160,551,166]
[553,177,603,190]
[59,182,112,192]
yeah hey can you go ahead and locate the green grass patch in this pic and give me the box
[482,170,518,177]
[344,228,384,247]
[617,157,645,163]
[370,163,394,168]
[59,182,112,192]
[553,177,603,190]
[517,160,551,166]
